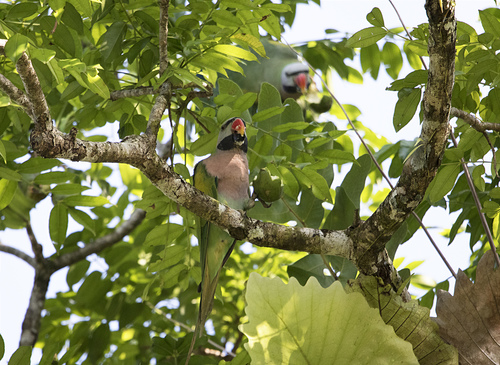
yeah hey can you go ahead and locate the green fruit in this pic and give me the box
[310,95,334,114]
[253,168,283,202]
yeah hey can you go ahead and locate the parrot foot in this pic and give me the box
[250,191,272,208]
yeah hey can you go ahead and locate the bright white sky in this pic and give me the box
[0,1,495,363]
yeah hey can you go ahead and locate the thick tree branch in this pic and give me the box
[350,0,456,278]
[450,107,500,132]
[51,209,147,270]
[0,243,36,267]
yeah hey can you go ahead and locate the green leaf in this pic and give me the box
[366,7,385,27]
[0,334,4,360]
[4,34,30,63]
[0,167,22,181]
[393,88,421,132]
[144,224,184,246]
[8,2,38,19]
[360,43,380,79]
[87,73,110,100]
[0,179,17,210]
[287,254,335,288]
[341,154,372,209]
[214,44,257,61]
[346,27,388,48]
[75,271,112,307]
[190,131,218,157]
[252,106,284,123]
[272,122,309,133]
[61,2,84,34]
[66,259,90,288]
[381,42,403,79]
[17,158,61,174]
[241,274,418,364]
[302,168,332,203]
[49,204,68,245]
[34,171,74,184]
[324,186,355,230]
[100,21,126,62]
[428,164,461,203]
[233,92,258,112]
[480,10,500,38]
[212,9,243,27]
[68,207,95,235]
[472,165,485,191]
[51,183,90,195]
[62,195,109,207]
[316,149,356,165]
[278,166,299,199]
[8,346,32,365]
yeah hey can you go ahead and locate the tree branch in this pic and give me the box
[0,40,53,131]
[450,107,500,132]
[20,267,51,346]
[51,209,147,270]
[0,243,36,267]
[0,72,34,118]
[26,222,44,263]
[159,0,170,75]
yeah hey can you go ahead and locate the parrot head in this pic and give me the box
[216,117,248,152]
[281,63,310,96]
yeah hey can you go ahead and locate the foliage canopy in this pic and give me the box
[0,0,499,364]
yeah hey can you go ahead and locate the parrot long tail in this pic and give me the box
[184,239,237,365]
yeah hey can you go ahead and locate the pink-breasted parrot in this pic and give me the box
[185,117,252,364]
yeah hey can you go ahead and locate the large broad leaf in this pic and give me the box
[435,250,500,364]
[347,275,458,364]
[241,273,418,364]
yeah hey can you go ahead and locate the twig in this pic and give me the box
[0,243,36,267]
[450,107,500,132]
[450,131,500,267]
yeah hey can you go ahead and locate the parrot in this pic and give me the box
[185,117,252,364]
[226,39,311,100]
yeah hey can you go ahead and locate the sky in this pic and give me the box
[0,0,495,363]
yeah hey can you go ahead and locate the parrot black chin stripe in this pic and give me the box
[217,134,248,152]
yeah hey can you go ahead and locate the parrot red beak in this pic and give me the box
[232,118,246,137]
[294,73,308,93]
